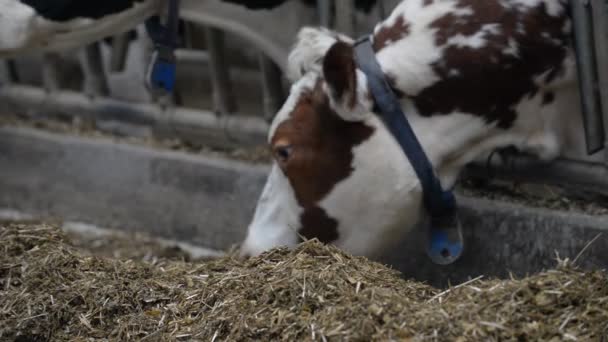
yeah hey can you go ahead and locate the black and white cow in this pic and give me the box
[240,0,590,257]
[0,0,378,56]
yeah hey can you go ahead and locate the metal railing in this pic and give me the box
[1,0,306,146]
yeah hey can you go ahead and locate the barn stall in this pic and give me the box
[1,0,608,340]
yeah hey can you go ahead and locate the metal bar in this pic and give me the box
[0,85,267,147]
[204,27,237,115]
[81,43,109,97]
[258,54,285,122]
[334,0,356,36]
[317,0,332,27]
[570,0,606,155]
[6,60,19,83]
[1,60,19,85]
[464,154,608,196]
[0,61,11,86]
[41,53,62,92]
[378,1,387,20]
[109,33,131,72]
[175,49,209,63]
[591,0,608,161]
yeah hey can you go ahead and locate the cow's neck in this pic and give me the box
[398,105,504,189]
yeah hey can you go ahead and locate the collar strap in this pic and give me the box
[353,36,456,219]
[145,0,181,94]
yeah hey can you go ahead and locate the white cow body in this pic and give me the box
[241,0,588,258]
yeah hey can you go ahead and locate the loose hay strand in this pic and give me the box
[1,223,607,341]
[572,233,603,265]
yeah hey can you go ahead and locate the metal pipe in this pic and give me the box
[0,61,11,86]
[0,85,267,147]
[258,54,285,123]
[109,32,131,72]
[81,43,109,97]
[570,0,606,155]
[317,0,332,27]
[179,4,290,72]
[1,60,19,85]
[590,0,608,161]
[378,1,387,20]
[464,154,608,196]
[6,60,19,83]
[204,27,237,115]
[175,49,209,63]
[41,53,62,92]
[334,0,356,36]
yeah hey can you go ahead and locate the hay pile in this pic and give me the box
[1,223,607,341]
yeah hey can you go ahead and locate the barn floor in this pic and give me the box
[1,222,607,341]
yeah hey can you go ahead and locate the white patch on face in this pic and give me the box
[268,72,318,143]
[240,165,303,257]
[286,27,353,82]
[315,115,423,257]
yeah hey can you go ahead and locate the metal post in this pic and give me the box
[570,0,606,155]
[204,27,237,115]
[335,0,356,36]
[41,53,62,92]
[81,43,109,97]
[7,60,19,83]
[590,0,608,161]
[0,85,268,147]
[317,0,332,27]
[0,60,19,86]
[378,1,387,20]
[109,33,131,73]
[258,54,285,122]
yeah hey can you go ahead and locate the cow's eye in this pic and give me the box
[274,145,292,163]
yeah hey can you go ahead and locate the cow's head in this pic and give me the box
[240,28,424,257]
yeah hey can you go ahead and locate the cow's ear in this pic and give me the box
[323,41,357,107]
[322,41,372,121]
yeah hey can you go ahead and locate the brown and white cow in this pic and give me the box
[240,0,590,257]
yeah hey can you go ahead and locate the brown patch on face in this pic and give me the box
[412,1,570,129]
[271,82,375,243]
[299,207,339,242]
[423,0,434,6]
[373,15,411,51]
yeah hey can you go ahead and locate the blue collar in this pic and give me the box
[353,36,463,265]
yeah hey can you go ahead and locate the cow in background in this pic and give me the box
[0,0,380,56]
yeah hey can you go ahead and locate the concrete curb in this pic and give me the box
[1,126,607,286]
